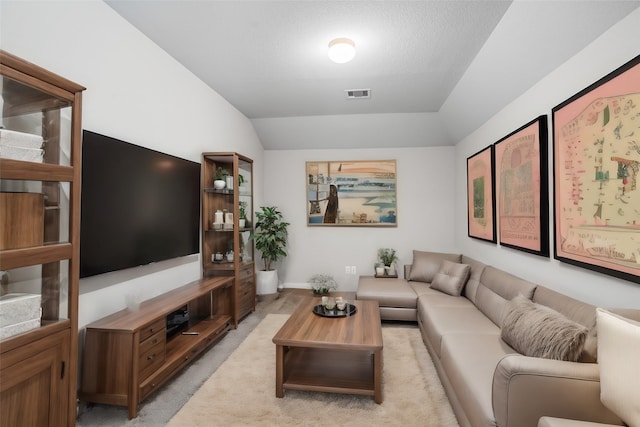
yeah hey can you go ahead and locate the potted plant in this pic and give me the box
[374,262,385,277]
[308,274,337,295]
[238,201,247,228]
[377,248,398,276]
[252,206,290,295]
[214,166,230,189]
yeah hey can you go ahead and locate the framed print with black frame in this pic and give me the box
[467,145,496,243]
[552,54,640,283]
[494,115,549,257]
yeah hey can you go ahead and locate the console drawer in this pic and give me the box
[139,319,165,342]
[138,331,166,381]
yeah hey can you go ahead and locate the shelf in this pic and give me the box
[204,187,234,195]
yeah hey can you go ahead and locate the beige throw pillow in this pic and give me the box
[597,308,640,427]
[408,250,461,283]
[501,295,588,362]
[430,260,471,296]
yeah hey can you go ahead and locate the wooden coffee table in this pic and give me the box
[272,297,383,403]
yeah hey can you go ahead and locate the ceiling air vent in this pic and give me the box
[345,89,371,99]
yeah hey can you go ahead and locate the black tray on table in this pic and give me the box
[312,303,357,318]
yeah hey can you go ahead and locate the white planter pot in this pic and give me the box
[239,218,246,228]
[256,270,278,295]
[213,179,226,189]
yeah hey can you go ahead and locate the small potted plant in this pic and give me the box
[377,248,398,276]
[374,262,385,277]
[214,166,230,189]
[239,201,247,228]
[308,274,337,295]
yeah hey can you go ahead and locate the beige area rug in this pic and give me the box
[167,314,459,427]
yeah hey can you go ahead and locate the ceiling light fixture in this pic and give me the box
[328,38,356,64]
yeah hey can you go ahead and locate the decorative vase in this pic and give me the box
[387,264,396,276]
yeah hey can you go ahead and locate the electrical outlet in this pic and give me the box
[351,266,357,275]
[345,266,351,274]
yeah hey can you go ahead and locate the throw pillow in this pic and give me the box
[430,260,471,296]
[501,295,588,362]
[408,250,461,283]
[597,308,640,427]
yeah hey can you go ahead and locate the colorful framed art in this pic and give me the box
[306,160,397,227]
[494,115,549,257]
[467,145,496,243]
[552,54,640,283]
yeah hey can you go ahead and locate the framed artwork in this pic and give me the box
[494,115,549,257]
[553,54,640,283]
[467,145,496,242]
[306,160,397,227]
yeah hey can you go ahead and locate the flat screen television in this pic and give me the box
[80,130,201,278]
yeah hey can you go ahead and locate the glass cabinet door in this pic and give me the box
[0,68,79,339]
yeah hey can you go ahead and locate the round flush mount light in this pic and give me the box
[328,38,356,64]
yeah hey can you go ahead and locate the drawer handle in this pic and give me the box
[151,338,158,344]
[147,354,155,361]
[184,356,189,360]
[149,328,155,333]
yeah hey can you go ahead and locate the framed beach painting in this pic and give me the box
[306,160,397,227]
[494,115,549,257]
[467,145,496,243]
[552,54,640,283]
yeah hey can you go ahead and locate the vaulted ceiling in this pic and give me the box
[106,1,639,149]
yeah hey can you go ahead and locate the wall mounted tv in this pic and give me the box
[80,130,201,278]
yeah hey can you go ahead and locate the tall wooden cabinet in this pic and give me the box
[201,153,255,326]
[0,50,85,426]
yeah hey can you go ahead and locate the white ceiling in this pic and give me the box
[105,0,639,150]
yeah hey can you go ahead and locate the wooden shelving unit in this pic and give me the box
[201,152,255,326]
[0,50,85,427]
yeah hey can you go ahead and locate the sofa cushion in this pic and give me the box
[501,295,588,362]
[597,308,640,427]
[440,333,516,427]
[474,266,537,327]
[418,295,500,358]
[356,277,417,309]
[533,286,598,362]
[431,260,471,296]
[408,250,461,283]
[461,255,487,304]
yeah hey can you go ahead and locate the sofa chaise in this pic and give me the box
[356,250,640,427]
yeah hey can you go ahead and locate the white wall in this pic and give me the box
[454,9,640,309]
[1,0,265,328]
[264,146,456,291]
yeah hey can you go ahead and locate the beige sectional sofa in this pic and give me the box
[356,250,640,427]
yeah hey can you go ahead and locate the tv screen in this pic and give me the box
[80,130,201,278]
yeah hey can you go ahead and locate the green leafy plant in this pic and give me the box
[252,206,290,271]
[239,201,247,220]
[215,166,230,181]
[308,274,337,295]
[377,248,398,267]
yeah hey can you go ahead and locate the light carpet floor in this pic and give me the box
[167,314,459,427]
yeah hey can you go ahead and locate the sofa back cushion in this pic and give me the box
[408,250,462,283]
[474,266,537,327]
[461,255,487,304]
[533,285,598,362]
